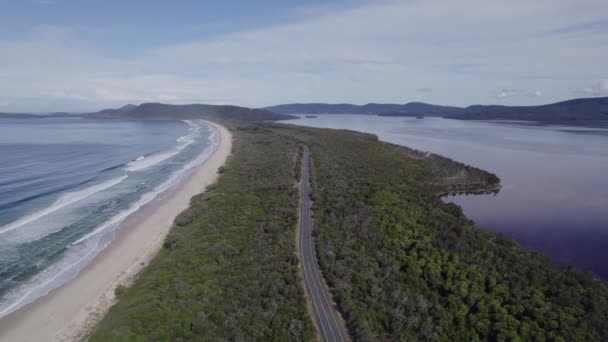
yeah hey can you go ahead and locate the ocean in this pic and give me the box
[0,118,217,318]
[285,115,608,280]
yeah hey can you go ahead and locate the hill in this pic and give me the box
[379,102,465,117]
[0,113,43,119]
[264,103,406,115]
[0,112,80,119]
[455,97,608,122]
[264,102,463,116]
[266,97,608,124]
[87,103,296,121]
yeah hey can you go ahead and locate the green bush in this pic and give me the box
[89,123,315,341]
[90,122,608,341]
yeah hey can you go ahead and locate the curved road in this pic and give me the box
[299,146,350,342]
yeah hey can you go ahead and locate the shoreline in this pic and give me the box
[0,120,232,342]
[437,184,502,198]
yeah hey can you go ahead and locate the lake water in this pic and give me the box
[284,115,608,279]
[0,118,216,317]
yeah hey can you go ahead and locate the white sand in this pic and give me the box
[0,121,232,342]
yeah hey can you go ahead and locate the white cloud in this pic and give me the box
[1,0,607,111]
[497,88,544,99]
[497,89,518,98]
[600,80,608,94]
[533,90,543,97]
[527,90,543,97]
[576,80,608,97]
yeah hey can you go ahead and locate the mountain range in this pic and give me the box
[1,103,294,121]
[264,102,463,116]
[87,103,294,121]
[2,97,608,124]
[264,97,608,123]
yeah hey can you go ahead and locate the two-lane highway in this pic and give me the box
[299,146,350,342]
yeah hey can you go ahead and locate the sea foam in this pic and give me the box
[73,123,217,245]
[0,122,217,319]
[124,151,179,172]
[0,176,128,236]
[125,120,202,172]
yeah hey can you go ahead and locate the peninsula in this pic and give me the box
[83,116,607,341]
[0,108,607,341]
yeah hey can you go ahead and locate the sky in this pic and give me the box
[0,0,607,112]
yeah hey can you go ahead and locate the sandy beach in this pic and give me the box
[0,120,232,342]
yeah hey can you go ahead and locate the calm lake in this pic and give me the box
[284,115,608,279]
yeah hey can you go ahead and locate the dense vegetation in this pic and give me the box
[271,125,608,341]
[89,124,314,341]
[91,122,608,341]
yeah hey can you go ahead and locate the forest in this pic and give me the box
[91,122,608,341]
[89,124,315,341]
[274,124,608,341]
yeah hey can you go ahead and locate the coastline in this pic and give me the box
[436,184,502,198]
[0,120,232,342]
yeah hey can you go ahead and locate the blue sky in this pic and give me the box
[1,1,360,53]
[0,0,607,112]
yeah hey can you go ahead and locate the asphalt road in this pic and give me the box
[299,146,350,342]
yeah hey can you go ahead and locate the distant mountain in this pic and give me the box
[1,103,294,122]
[266,97,608,123]
[86,103,296,121]
[264,102,462,116]
[379,102,465,117]
[0,113,43,119]
[265,102,465,116]
[264,103,406,115]
[5,97,608,124]
[47,112,81,118]
[0,112,80,119]
[454,97,608,122]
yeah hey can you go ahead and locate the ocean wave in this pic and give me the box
[73,123,217,245]
[0,178,95,211]
[0,176,128,236]
[124,151,179,172]
[0,122,217,318]
[0,236,107,318]
[100,162,128,173]
[124,121,203,172]
[176,135,196,151]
